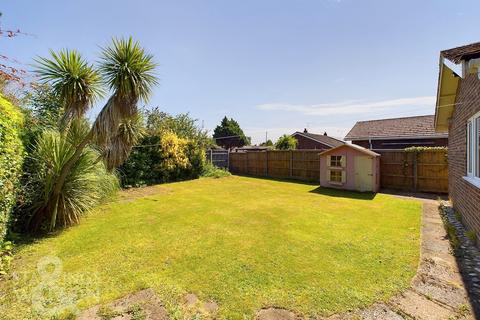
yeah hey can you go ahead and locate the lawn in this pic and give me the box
[0,176,421,319]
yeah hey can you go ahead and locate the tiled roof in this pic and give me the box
[441,42,480,64]
[292,132,345,147]
[344,115,448,140]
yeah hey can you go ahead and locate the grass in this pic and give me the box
[0,176,421,319]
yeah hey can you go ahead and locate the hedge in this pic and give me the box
[0,95,24,242]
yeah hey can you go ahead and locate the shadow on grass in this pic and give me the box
[232,173,319,186]
[309,186,377,200]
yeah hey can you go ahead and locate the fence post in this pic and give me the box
[245,152,248,175]
[227,151,230,171]
[413,152,418,192]
[290,150,293,178]
[210,150,213,163]
[265,151,268,177]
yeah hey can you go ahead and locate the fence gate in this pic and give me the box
[207,149,229,169]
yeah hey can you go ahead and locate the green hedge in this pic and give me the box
[0,95,24,241]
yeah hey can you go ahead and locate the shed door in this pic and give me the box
[355,156,373,192]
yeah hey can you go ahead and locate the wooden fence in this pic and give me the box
[229,150,320,181]
[228,149,449,193]
[378,150,448,193]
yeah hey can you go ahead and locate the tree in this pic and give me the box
[275,135,297,150]
[213,116,250,148]
[28,37,157,231]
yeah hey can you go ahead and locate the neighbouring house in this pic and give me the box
[319,144,380,192]
[434,42,480,239]
[292,129,345,150]
[344,115,448,151]
[232,146,271,152]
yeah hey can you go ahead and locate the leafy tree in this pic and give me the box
[27,37,157,231]
[213,116,250,148]
[275,135,297,150]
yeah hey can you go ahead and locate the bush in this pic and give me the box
[120,132,206,187]
[15,122,119,232]
[201,162,231,178]
[119,110,208,187]
[0,95,24,241]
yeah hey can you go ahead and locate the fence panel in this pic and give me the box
[378,150,448,193]
[207,150,229,168]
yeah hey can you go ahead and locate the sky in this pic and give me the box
[2,0,480,144]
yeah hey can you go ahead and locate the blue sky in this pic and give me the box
[2,0,480,143]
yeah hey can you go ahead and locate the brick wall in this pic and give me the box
[449,73,480,235]
[351,138,448,150]
[294,135,332,150]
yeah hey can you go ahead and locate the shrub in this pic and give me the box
[119,110,208,187]
[16,122,119,232]
[0,95,24,241]
[201,162,231,178]
[120,132,206,187]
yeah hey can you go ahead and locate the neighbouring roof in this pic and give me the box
[345,115,448,140]
[319,143,380,157]
[441,42,480,64]
[292,132,345,147]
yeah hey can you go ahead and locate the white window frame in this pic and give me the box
[330,155,342,168]
[465,111,480,188]
[329,169,342,183]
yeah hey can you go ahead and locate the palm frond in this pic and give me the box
[99,37,158,103]
[34,49,103,122]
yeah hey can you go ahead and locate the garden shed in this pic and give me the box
[319,144,380,192]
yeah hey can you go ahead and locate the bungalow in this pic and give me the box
[344,115,448,151]
[292,129,345,150]
[435,42,480,239]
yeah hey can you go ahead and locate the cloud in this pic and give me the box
[256,96,436,116]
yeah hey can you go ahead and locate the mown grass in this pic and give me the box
[0,176,421,319]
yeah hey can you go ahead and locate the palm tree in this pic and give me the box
[31,37,157,231]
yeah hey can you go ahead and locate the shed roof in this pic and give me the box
[344,115,447,140]
[319,143,380,157]
[292,131,345,147]
[441,42,480,64]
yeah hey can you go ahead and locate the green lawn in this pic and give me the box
[0,176,421,319]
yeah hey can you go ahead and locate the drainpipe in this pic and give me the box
[369,138,372,150]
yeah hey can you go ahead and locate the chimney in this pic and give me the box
[323,131,327,136]
[303,128,308,133]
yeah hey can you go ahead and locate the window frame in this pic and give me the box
[330,155,342,168]
[465,111,480,188]
[329,169,342,183]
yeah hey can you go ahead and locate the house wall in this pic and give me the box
[319,146,378,192]
[449,73,480,237]
[351,138,448,150]
[293,134,332,150]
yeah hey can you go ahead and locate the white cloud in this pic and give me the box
[256,96,436,116]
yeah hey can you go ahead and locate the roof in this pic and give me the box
[345,115,448,140]
[441,42,480,64]
[292,132,345,147]
[319,143,380,157]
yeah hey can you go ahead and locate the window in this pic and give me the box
[466,112,480,187]
[330,155,342,167]
[330,170,342,183]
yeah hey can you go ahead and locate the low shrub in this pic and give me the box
[201,162,231,178]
